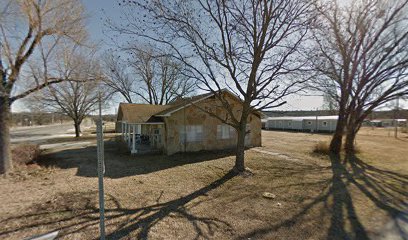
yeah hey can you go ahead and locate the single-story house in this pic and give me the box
[265,115,338,132]
[116,90,262,155]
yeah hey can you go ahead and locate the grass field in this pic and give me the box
[0,127,407,239]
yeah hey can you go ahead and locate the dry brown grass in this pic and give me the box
[11,144,41,165]
[262,127,408,172]
[0,128,406,239]
[312,141,331,155]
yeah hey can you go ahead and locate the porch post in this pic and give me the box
[125,123,129,143]
[128,124,132,147]
[131,124,137,154]
[121,122,124,139]
[124,123,126,141]
[127,123,130,143]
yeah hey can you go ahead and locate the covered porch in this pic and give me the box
[120,121,165,154]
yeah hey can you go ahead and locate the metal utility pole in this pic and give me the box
[97,92,106,239]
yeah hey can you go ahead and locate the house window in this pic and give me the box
[180,125,203,142]
[322,121,328,126]
[217,125,234,139]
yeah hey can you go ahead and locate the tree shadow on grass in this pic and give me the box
[36,139,236,179]
[0,170,237,240]
[236,154,408,240]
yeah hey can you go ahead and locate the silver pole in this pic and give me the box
[97,92,105,239]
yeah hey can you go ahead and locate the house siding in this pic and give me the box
[164,96,261,155]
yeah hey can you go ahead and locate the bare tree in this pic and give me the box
[111,0,313,172]
[322,93,339,113]
[128,47,195,105]
[33,48,108,137]
[102,53,135,103]
[102,47,196,104]
[310,0,408,154]
[0,0,87,173]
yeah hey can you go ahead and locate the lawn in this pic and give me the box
[0,128,407,239]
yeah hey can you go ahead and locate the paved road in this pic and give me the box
[11,123,75,144]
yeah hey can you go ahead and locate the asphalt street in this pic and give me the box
[10,123,75,144]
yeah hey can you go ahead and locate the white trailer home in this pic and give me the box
[265,116,338,133]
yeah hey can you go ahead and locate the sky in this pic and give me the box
[10,0,361,113]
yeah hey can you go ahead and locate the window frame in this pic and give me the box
[180,125,203,143]
[217,124,234,140]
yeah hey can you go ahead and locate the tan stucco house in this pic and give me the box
[116,90,262,155]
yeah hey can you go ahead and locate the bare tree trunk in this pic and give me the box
[234,119,247,172]
[344,115,362,155]
[330,111,346,154]
[344,109,364,155]
[0,97,12,174]
[344,129,357,155]
[74,121,81,138]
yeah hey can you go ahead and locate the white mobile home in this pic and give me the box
[266,116,338,133]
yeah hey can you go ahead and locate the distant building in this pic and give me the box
[365,119,407,127]
[265,116,338,133]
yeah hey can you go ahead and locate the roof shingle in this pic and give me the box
[117,103,171,123]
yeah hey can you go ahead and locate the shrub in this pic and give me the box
[312,141,331,155]
[12,144,41,165]
[312,141,362,155]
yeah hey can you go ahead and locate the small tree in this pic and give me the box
[111,0,314,172]
[310,0,408,154]
[0,0,87,173]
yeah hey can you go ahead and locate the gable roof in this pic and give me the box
[155,89,262,117]
[117,89,262,122]
[117,103,171,123]
[155,92,214,117]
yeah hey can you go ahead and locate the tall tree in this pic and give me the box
[102,47,195,105]
[0,0,87,173]
[128,47,195,105]
[310,0,408,154]
[111,0,313,172]
[102,53,135,103]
